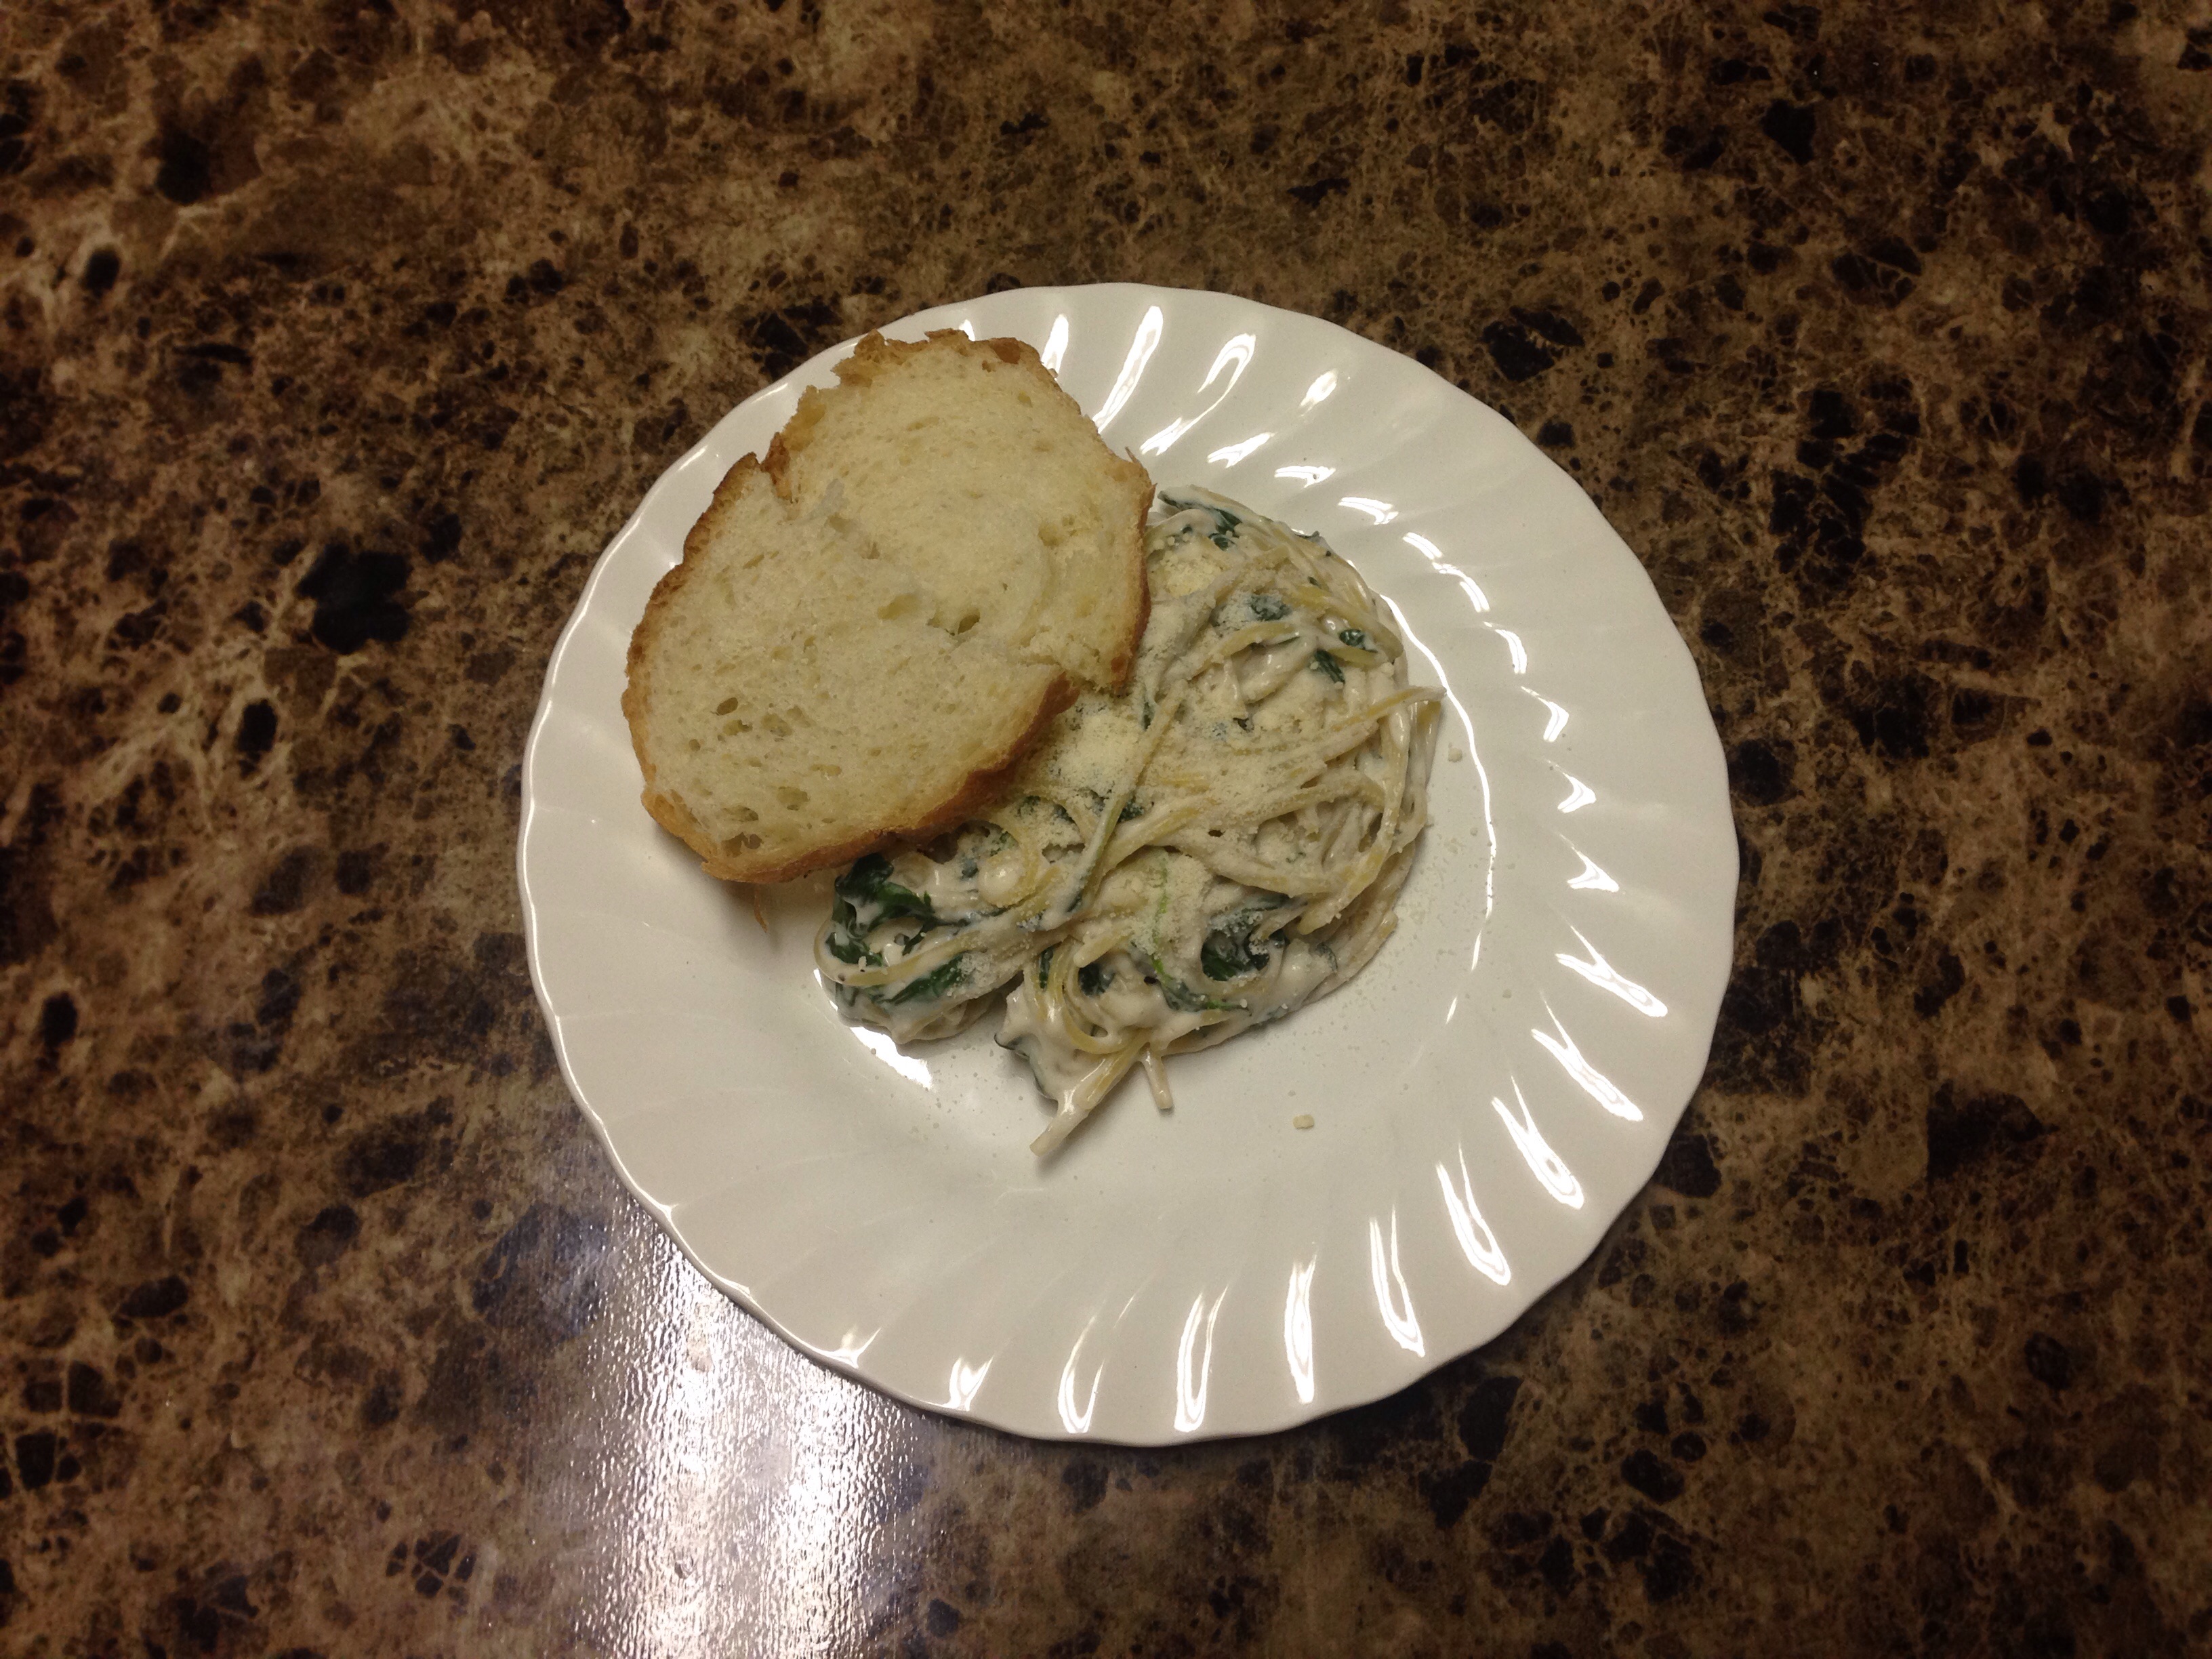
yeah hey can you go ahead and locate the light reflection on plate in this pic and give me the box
[518,284,1736,1443]
[846,1024,930,1090]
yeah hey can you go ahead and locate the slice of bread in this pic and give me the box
[623,329,1153,884]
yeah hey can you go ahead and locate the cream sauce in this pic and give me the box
[817,488,1440,1151]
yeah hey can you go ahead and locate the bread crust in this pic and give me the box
[619,453,757,806]
[622,331,1148,884]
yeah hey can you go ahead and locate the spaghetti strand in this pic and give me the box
[817,490,1444,1153]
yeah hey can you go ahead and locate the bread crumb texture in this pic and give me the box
[623,331,1151,882]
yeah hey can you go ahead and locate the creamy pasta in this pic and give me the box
[817,489,1442,1153]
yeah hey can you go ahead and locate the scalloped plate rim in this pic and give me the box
[518,283,1736,1443]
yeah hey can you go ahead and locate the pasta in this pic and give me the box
[817,489,1443,1153]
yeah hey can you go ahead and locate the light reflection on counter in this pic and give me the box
[573,1223,929,1657]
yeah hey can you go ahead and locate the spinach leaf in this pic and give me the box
[881,882,933,922]
[1160,492,1242,548]
[1247,592,1290,621]
[1147,954,1231,1013]
[833,853,892,905]
[1311,649,1345,683]
[1201,926,1271,982]
[831,853,936,940]
[886,954,966,1005]
[825,857,906,966]
[1078,959,1112,996]
[1200,896,1284,981]
[824,928,882,968]
[1338,627,1369,649]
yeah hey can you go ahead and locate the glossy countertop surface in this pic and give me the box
[3,1,2207,1652]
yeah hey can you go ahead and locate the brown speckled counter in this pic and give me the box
[3,1,2209,1652]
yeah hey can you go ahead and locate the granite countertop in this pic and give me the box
[4,1,2209,1652]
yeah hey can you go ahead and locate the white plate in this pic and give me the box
[518,285,1736,1443]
